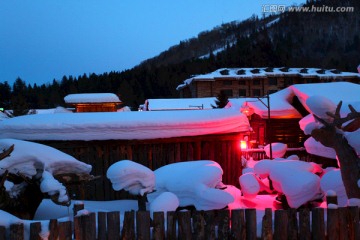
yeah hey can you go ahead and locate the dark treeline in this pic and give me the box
[1,0,359,113]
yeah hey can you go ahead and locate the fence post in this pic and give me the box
[74,212,96,240]
[121,211,135,240]
[348,206,360,240]
[136,211,151,240]
[274,209,288,240]
[326,193,338,206]
[73,202,85,217]
[48,219,58,240]
[192,211,205,239]
[10,222,24,240]
[261,208,273,240]
[339,206,360,240]
[217,210,230,239]
[166,211,177,240]
[288,208,299,240]
[311,208,325,240]
[97,212,107,240]
[245,208,257,240]
[152,212,165,240]
[177,211,192,240]
[327,208,339,240]
[0,226,5,240]
[298,208,310,240]
[30,222,42,240]
[58,221,72,240]
[204,210,216,240]
[231,209,245,239]
[107,211,120,240]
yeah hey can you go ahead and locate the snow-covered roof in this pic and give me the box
[236,82,360,119]
[0,107,251,141]
[176,67,360,90]
[64,93,121,104]
[144,97,217,110]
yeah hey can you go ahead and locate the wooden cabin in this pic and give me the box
[64,93,122,112]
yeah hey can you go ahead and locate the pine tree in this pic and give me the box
[211,91,229,109]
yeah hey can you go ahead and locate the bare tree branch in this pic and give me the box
[0,145,14,160]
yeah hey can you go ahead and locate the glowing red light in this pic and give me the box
[240,140,247,150]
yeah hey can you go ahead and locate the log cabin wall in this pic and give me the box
[75,103,118,112]
[37,133,245,201]
[249,114,307,148]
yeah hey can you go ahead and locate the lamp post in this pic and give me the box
[240,94,272,159]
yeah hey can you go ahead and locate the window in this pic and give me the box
[269,78,278,86]
[223,80,232,86]
[239,89,247,97]
[238,80,246,85]
[221,89,233,97]
[253,79,261,85]
[253,89,261,97]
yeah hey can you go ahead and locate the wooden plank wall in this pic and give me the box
[37,133,244,201]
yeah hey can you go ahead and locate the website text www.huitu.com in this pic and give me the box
[262,4,355,14]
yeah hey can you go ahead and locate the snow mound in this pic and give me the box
[148,160,234,210]
[264,142,287,158]
[106,160,155,196]
[320,169,348,207]
[253,160,322,208]
[0,139,92,177]
[149,192,179,216]
[304,137,337,160]
[239,173,260,199]
[306,95,336,122]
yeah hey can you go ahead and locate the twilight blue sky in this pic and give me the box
[0,0,304,86]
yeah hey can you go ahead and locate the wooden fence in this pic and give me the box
[1,205,359,240]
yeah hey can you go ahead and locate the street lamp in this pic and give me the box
[240,94,272,159]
